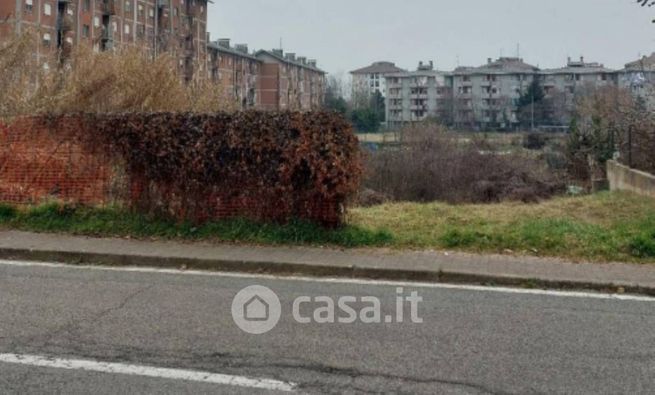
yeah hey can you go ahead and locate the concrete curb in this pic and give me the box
[0,246,653,297]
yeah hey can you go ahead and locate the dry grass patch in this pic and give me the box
[348,192,655,263]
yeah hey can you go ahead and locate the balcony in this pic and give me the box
[56,15,74,33]
[410,105,428,111]
[101,28,114,49]
[101,0,116,15]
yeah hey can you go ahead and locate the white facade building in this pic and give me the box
[350,61,405,100]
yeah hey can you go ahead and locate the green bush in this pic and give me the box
[629,231,655,258]
[0,204,17,221]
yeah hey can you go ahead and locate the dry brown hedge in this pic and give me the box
[33,111,362,226]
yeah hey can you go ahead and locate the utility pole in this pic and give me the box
[628,124,633,168]
[531,88,535,131]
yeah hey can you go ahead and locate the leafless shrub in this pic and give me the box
[0,32,236,119]
[568,85,655,179]
[364,124,565,204]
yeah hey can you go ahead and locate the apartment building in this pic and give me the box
[1,2,327,109]
[539,57,616,125]
[255,49,326,111]
[616,53,655,109]
[385,61,449,128]
[541,57,616,94]
[208,39,261,109]
[449,57,539,129]
[0,0,209,81]
[383,56,647,130]
[350,61,405,99]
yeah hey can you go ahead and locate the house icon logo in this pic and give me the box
[232,285,281,334]
[243,295,270,322]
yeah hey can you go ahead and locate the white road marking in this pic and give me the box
[0,259,654,302]
[0,353,296,392]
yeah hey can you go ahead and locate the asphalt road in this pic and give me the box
[0,260,654,394]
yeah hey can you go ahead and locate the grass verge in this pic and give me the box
[0,191,653,263]
[349,191,655,263]
[0,203,393,248]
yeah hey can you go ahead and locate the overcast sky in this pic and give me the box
[208,0,655,75]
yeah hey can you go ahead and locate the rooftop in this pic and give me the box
[350,61,405,75]
[479,57,540,73]
[207,39,260,62]
[452,57,539,75]
[541,57,614,75]
[624,53,655,71]
[386,61,446,78]
[255,49,325,74]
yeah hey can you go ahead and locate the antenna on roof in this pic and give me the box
[279,37,283,50]
[516,43,520,58]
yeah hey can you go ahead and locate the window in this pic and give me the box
[25,0,33,13]
[137,25,145,38]
[124,24,130,35]
[94,16,100,28]
[138,5,144,18]
[43,33,51,46]
[44,3,51,15]
[149,7,155,17]
[83,0,90,12]
[82,24,90,38]
[125,1,131,12]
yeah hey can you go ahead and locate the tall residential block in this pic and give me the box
[208,39,261,109]
[255,49,326,111]
[374,55,653,130]
[616,53,655,109]
[385,61,448,128]
[350,61,405,100]
[450,57,539,129]
[0,0,209,81]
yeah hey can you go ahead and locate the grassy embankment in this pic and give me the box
[0,191,654,263]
